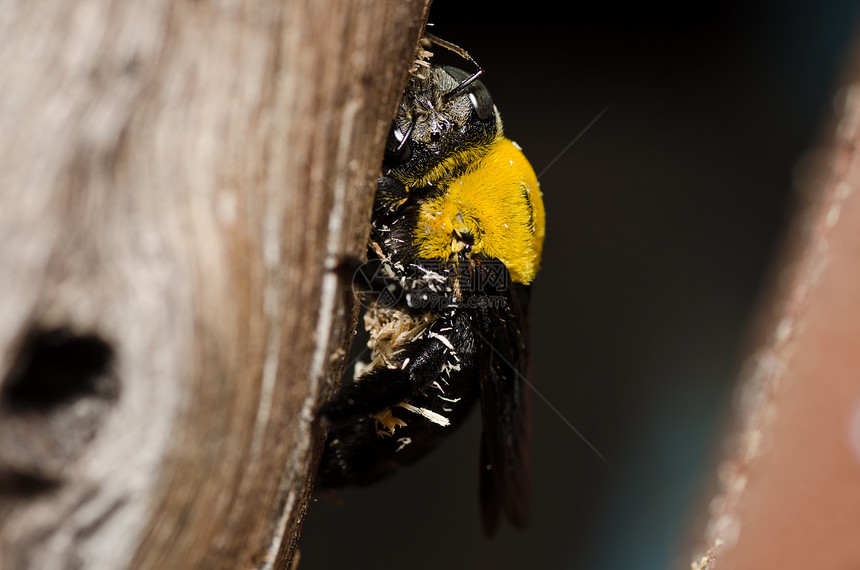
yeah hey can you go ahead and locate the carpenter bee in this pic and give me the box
[318,35,545,535]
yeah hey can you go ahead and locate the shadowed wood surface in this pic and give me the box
[688,26,860,570]
[0,1,430,568]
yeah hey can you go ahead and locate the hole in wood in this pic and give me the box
[0,328,119,487]
[1,328,117,411]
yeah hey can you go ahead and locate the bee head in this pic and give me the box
[384,66,502,187]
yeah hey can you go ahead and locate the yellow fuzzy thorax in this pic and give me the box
[413,138,545,284]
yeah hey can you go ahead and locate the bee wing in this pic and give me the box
[476,283,532,535]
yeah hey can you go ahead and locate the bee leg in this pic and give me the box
[352,262,462,312]
[335,256,431,309]
[321,342,448,423]
[321,317,467,424]
[322,366,418,423]
[362,259,514,311]
[317,418,400,488]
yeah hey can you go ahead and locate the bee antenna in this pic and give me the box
[424,33,484,101]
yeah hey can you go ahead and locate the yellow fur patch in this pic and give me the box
[413,138,545,284]
[403,143,495,188]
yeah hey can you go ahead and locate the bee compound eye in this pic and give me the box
[442,65,495,121]
[467,87,494,121]
[385,122,413,163]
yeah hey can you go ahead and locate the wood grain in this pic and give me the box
[687,27,860,570]
[0,1,431,568]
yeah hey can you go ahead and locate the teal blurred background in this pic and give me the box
[301,2,860,568]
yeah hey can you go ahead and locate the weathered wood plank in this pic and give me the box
[0,1,431,568]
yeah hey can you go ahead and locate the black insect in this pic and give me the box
[317,35,545,535]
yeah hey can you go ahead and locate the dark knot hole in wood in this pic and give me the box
[2,329,117,410]
[0,328,119,491]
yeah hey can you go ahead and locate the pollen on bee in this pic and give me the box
[397,403,450,426]
[428,331,455,350]
[374,408,408,436]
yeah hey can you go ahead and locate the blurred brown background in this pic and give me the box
[301,2,859,568]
